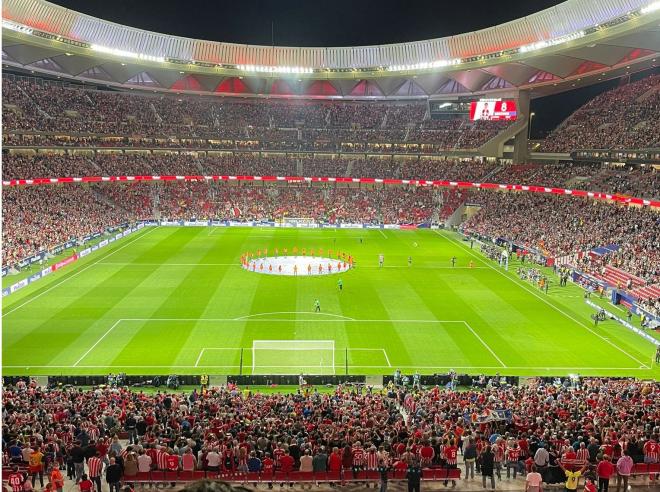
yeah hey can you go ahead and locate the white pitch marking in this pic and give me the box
[378,229,388,239]
[234,311,355,321]
[95,262,485,269]
[347,348,392,367]
[73,319,123,366]
[439,230,650,369]
[195,347,237,367]
[3,227,160,318]
[3,365,648,370]
[382,349,392,367]
[97,262,239,266]
[463,321,506,368]
[121,317,464,323]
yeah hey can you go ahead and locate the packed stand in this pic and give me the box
[540,74,660,152]
[2,153,494,182]
[461,191,660,281]
[2,75,512,151]
[2,185,134,267]
[1,377,658,491]
[1,182,441,267]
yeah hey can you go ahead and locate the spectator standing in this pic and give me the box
[88,453,104,492]
[596,455,615,492]
[481,445,496,491]
[463,438,477,480]
[526,465,543,492]
[405,459,422,492]
[105,457,122,492]
[615,451,633,492]
[28,446,45,488]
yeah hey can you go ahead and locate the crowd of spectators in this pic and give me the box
[2,185,131,267]
[1,377,658,490]
[2,153,495,183]
[2,75,510,151]
[461,191,660,282]
[541,74,660,152]
[1,182,450,267]
[491,163,659,200]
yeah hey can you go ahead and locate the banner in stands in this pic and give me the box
[3,174,659,208]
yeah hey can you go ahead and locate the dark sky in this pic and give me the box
[51,0,563,47]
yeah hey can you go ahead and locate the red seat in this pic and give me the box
[165,471,179,481]
[647,463,659,474]
[243,471,261,483]
[290,471,314,482]
[391,468,407,480]
[365,470,381,481]
[325,470,342,482]
[150,471,165,481]
[345,469,367,481]
[217,471,236,481]
[632,463,648,475]
[177,470,197,481]
[273,471,289,483]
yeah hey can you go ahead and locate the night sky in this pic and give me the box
[47,0,651,136]
[51,0,564,47]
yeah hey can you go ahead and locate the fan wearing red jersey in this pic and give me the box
[7,467,25,492]
[443,440,458,488]
[644,438,658,464]
[419,441,434,467]
[505,443,521,479]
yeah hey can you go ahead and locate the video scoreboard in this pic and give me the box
[430,97,518,121]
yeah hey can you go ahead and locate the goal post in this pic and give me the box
[251,340,335,375]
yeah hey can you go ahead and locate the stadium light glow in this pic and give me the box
[519,31,585,53]
[90,44,165,63]
[386,59,462,72]
[641,1,660,13]
[236,65,314,74]
[2,20,33,35]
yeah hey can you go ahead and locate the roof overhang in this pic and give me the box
[2,0,659,99]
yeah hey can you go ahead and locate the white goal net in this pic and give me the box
[278,217,316,227]
[251,340,335,375]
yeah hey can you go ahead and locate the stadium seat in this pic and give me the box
[243,471,261,484]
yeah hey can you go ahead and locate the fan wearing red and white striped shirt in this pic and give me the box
[576,443,590,465]
[87,454,103,492]
[644,439,659,463]
[442,441,458,488]
[352,442,365,467]
[7,468,25,492]
[365,447,379,470]
[505,444,521,479]
[273,445,285,467]
[157,446,169,471]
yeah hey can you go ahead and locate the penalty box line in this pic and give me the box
[73,318,495,369]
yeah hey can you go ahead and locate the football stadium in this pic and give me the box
[2,0,660,490]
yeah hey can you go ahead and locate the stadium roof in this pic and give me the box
[2,0,659,98]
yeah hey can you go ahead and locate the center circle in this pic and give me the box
[243,256,351,276]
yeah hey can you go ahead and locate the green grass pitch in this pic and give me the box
[3,226,658,378]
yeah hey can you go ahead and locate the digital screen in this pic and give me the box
[469,99,517,121]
